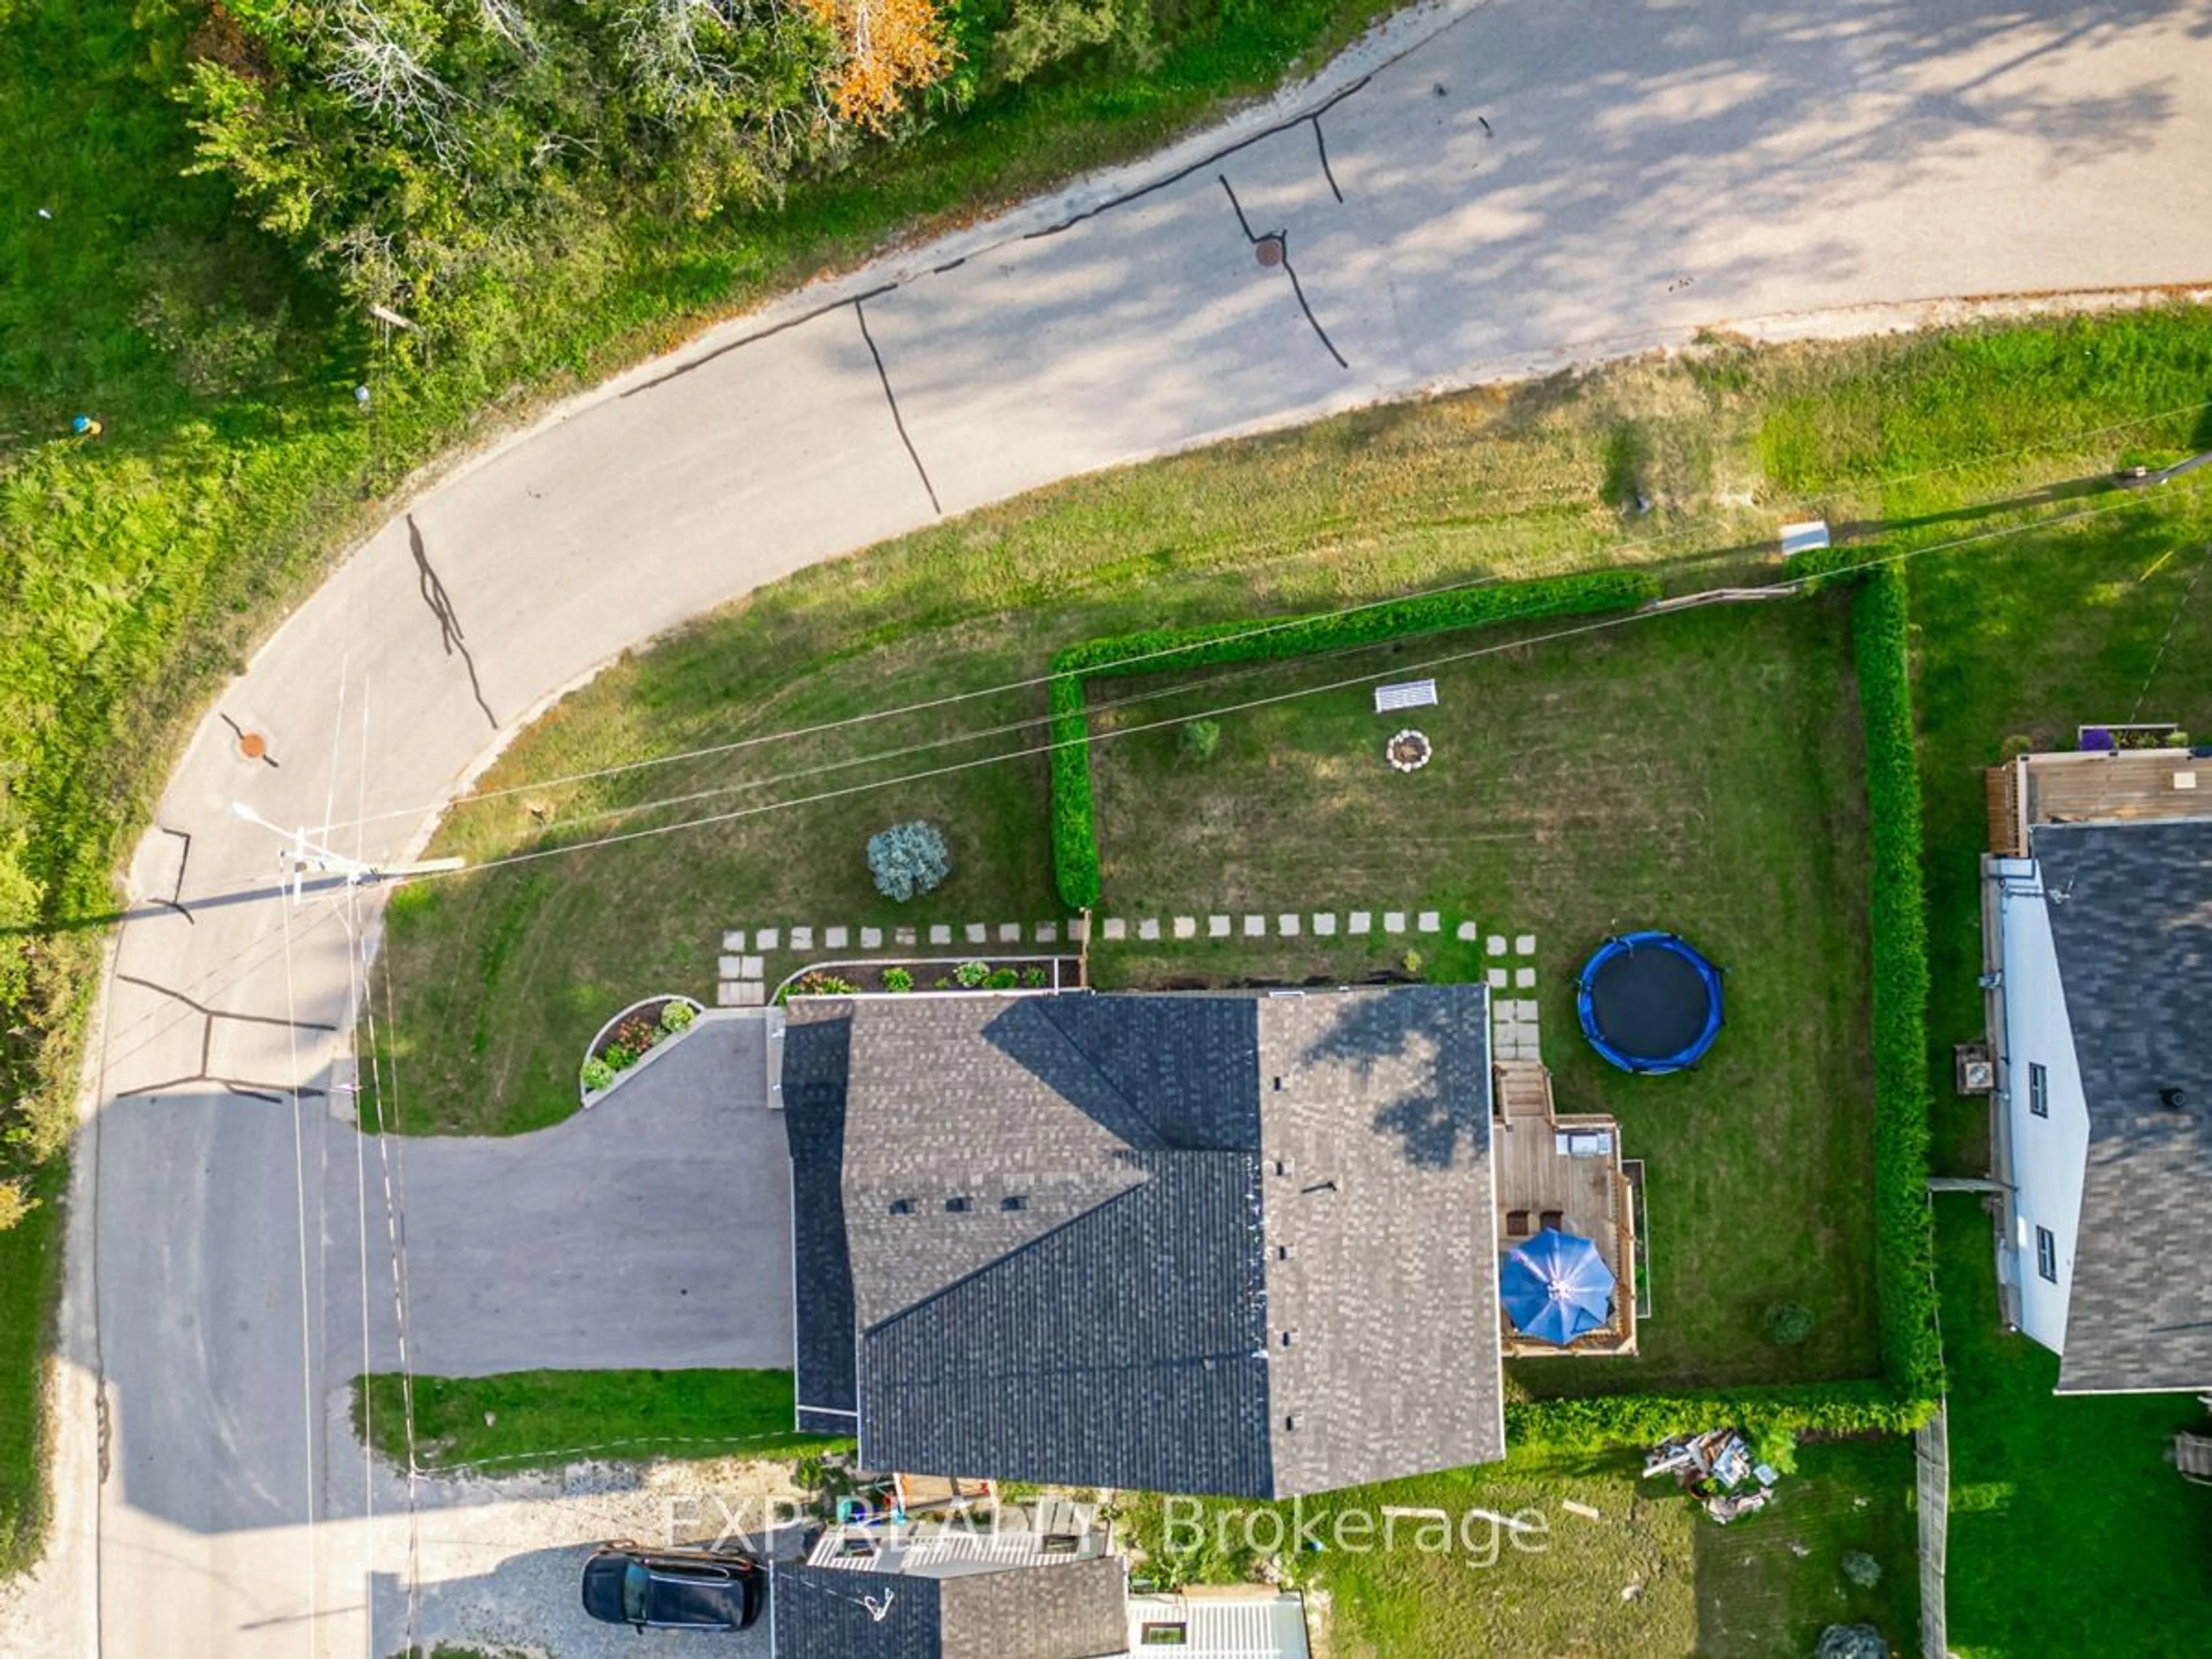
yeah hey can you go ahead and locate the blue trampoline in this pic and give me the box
[1577,930,1723,1074]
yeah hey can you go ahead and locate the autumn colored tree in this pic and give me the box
[803,0,955,129]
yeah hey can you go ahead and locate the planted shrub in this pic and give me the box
[603,1044,635,1072]
[867,820,952,902]
[1816,1624,1886,1659]
[1022,966,1049,987]
[1841,1550,1882,1589]
[1764,1301,1816,1347]
[882,967,914,993]
[659,1000,696,1035]
[1178,718,1221,761]
[985,968,1020,988]
[1402,948,1425,977]
[579,1058,615,1094]
[955,960,991,988]
[1749,1424,1798,1476]
[786,972,858,1001]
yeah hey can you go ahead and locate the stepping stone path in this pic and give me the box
[1493,995,1543,1063]
[715,909,1542,1024]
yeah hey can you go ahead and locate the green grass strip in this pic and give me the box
[352,1369,849,1475]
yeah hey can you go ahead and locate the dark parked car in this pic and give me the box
[581,1540,765,1631]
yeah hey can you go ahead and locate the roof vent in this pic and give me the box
[1001,1195,1028,1211]
[888,1198,915,1215]
[945,1195,971,1213]
[2161,1087,2190,1112]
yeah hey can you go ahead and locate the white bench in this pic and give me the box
[1779,519,1831,556]
[1374,679,1438,714]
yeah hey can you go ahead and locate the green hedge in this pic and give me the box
[1851,564,1945,1405]
[1046,568,1660,908]
[1509,1377,1924,1451]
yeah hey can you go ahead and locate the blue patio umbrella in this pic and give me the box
[1499,1227,1616,1346]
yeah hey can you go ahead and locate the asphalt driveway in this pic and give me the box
[329,1013,794,1377]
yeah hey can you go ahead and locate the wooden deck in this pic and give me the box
[1991,750,2212,845]
[1493,1062,1637,1357]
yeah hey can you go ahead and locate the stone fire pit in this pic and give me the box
[1387,729,1433,772]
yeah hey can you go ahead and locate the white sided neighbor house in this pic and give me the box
[1982,747,2212,1392]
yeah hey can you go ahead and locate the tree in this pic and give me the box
[867,819,950,901]
[802,0,953,130]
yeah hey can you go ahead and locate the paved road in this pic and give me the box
[26,1,2212,1655]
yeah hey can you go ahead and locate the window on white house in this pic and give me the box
[2029,1062,2048,1118]
[2036,1226,2058,1282]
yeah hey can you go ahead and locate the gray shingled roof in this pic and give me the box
[781,986,1505,1496]
[768,1555,1126,1659]
[783,1008,860,1431]
[2034,821,2212,1392]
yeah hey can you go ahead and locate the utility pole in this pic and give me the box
[232,802,464,902]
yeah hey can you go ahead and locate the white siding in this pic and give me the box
[1991,859,2090,1354]
[1124,1592,1310,1657]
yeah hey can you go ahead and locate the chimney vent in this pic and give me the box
[2161,1087,2190,1112]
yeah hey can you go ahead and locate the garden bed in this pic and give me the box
[778,956,1083,1002]
[578,995,704,1104]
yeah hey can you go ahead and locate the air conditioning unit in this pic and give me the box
[1955,1043,1995,1094]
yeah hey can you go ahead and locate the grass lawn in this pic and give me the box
[352,1369,846,1475]
[1933,1199,2212,1655]
[1116,1440,1916,1657]
[0,1174,61,1571]
[1090,595,1880,1392]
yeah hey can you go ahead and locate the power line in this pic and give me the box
[315,396,2212,837]
[411,474,2212,884]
